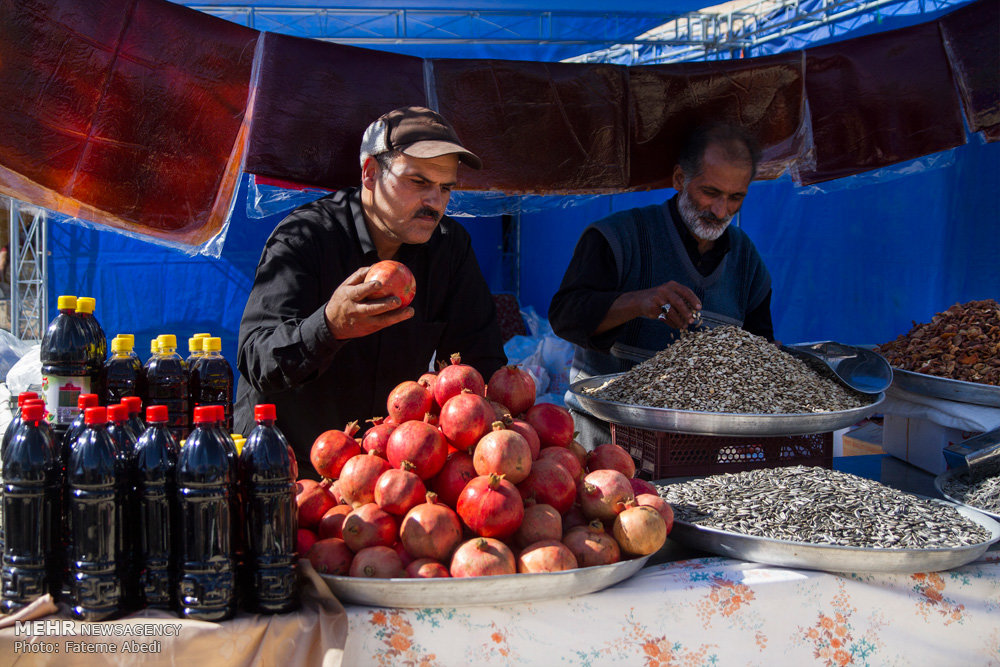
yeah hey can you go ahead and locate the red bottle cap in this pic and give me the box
[146,405,168,423]
[121,396,142,415]
[17,392,38,407]
[21,403,43,421]
[78,393,99,410]
[107,404,128,422]
[193,406,212,424]
[85,407,108,426]
[213,405,226,422]
[254,404,276,422]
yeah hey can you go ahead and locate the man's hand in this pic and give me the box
[324,266,414,340]
[594,281,701,335]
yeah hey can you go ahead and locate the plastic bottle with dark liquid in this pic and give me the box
[103,336,143,406]
[185,333,210,369]
[1,403,62,612]
[108,403,141,610]
[121,396,146,443]
[76,297,106,400]
[239,404,298,613]
[134,405,179,610]
[1,391,38,458]
[146,335,189,442]
[176,406,236,621]
[60,394,100,470]
[0,392,41,559]
[40,295,95,442]
[66,406,124,620]
[191,337,234,431]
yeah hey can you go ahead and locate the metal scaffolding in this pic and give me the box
[6,199,46,342]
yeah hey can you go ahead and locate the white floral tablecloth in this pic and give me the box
[342,551,1000,667]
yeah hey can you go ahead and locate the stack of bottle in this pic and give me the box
[1,296,296,619]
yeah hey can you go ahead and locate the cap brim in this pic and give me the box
[401,140,483,170]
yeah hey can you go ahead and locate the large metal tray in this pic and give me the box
[935,468,1000,522]
[318,555,651,608]
[666,501,999,574]
[892,367,1000,408]
[569,373,884,436]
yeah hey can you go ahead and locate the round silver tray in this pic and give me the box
[892,367,1000,408]
[319,554,651,608]
[666,501,999,574]
[935,468,1000,522]
[569,373,884,436]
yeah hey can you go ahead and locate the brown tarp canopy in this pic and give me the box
[0,0,996,246]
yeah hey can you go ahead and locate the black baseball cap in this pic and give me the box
[360,106,482,170]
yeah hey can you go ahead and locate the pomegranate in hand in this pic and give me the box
[365,260,416,307]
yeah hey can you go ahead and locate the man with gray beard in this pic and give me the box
[549,123,773,448]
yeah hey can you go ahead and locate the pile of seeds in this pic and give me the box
[876,299,1000,385]
[585,326,870,413]
[940,473,1000,516]
[658,466,992,549]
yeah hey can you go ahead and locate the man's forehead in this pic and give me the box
[390,153,459,181]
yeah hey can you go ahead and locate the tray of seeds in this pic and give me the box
[658,466,999,573]
[570,326,883,436]
[935,468,1000,522]
[876,299,1000,407]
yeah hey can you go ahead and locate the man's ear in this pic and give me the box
[672,165,685,192]
[361,156,379,191]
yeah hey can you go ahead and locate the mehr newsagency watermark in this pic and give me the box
[12,619,181,655]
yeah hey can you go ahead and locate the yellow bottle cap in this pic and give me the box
[76,297,96,314]
[194,332,211,339]
[57,295,78,310]
[232,436,245,456]
[188,337,204,353]
[204,337,222,352]
[111,337,131,353]
[157,334,177,350]
[150,339,158,355]
[119,333,135,347]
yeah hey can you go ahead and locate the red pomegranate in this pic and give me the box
[563,520,621,566]
[399,493,463,562]
[386,420,448,479]
[629,478,659,497]
[566,439,588,467]
[296,478,318,497]
[296,528,318,558]
[487,399,511,421]
[561,504,588,535]
[586,443,636,478]
[486,366,536,416]
[428,451,476,507]
[338,454,393,508]
[503,417,541,460]
[393,541,415,568]
[310,422,361,479]
[456,473,525,539]
[317,504,352,540]
[365,259,416,307]
[341,503,399,552]
[472,421,532,484]
[307,538,354,575]
[635,493,674,534]
[328,480,346,505]
[374,467,427,516]
[406,559,451,578]
[578,469,635,521]
[438,391,494,451]
[613,504,667,556]
[386,380,434,424]
[514,503,563,549]
[516,458,576,514]
[524,403,574,448]
[361,419,395,457]
[434,353,486,406]
[349,545,406,578]
[297,479,338,528]
[450,537,516,578]
[538,446,584,481]
[517,539,578,573]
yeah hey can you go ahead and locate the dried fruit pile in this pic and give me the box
[296,354,672,580]
[876,299,1000,385]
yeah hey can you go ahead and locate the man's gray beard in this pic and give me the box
[678,189,732,241]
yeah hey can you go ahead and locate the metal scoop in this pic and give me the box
[781,341,893,395]
[943,427,1000,483]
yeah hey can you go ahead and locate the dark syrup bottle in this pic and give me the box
[146,335,189,442]
[40,295,95,442]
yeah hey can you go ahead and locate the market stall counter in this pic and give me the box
[2,456,998,666]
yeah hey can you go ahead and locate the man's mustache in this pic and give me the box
[414,207,441,221]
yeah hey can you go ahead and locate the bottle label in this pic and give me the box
[41,374,92,426]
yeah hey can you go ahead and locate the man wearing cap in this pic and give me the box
[235,107,506,468]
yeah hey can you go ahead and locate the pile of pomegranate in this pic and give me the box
[296,354,673,579]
